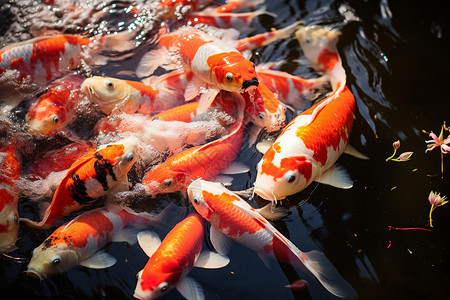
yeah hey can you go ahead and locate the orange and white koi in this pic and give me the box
[26,205,168,279]
[214,0,264,13]
[140,93,246,196]
[20,137,139,229]
[26,75,85,136]
[81,76,176,115]
[0,31,135,84]
[0,141,21,253]
[136,26,259,112]
[256,66,329,109]
[134,213,229,300]
[253,26,356,202]
[187,179,356,298]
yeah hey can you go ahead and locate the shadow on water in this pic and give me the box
[1,0,450,299]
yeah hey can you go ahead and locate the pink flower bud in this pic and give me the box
[396,151,413,161]
[392,140,400,150]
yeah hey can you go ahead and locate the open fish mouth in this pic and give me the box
[26,268,44,280]
[242,77,259,91]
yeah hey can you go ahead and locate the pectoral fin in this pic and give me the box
[80,250,117,269]
[195,251,230,269]
[222,162,250,174]
[137,231,161,257]
[210,226,232,256]
[176,277,204,300]
[315,165,353,189]
[344,144,369,160]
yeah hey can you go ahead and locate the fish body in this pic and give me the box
[141,94,245,196]
[27,141,93,180]
[256,67,329,109]
[26,75,85,136]
[26,206,163,278]
[185,9,265,29]
[81,76,160,115]
[187,179,356,298]
[0,142,21,253]
[136,26,258,111]
[134,213,208,300]
[253,85,355,201]
[20,137,139,229]
[0,32,134,84]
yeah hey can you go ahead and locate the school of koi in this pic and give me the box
[0,0,365,299]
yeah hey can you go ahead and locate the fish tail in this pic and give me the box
[300,250,357,299]
[19,217,52,230]
[100,30,137,53]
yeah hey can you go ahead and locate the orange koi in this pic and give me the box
[188,179,356,298]
[27,205,168,279]
[0,141,21,253]
[136,26,259,112]
[26,75,85,136]
[20,137,139,229]
[0,31,135,84]
[134,213,229,300]
[141,93,246,196]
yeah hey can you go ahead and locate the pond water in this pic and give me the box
[1,0,449,299]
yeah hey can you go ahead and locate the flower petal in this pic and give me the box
[396,152,413,161]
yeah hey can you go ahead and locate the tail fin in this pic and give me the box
[100,30,137,52]
[301,250,357,299]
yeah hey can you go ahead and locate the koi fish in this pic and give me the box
[141,93,246,196]
[20,137,139,229]
[253,26,357,202]
[134,213,229,300]
[0,31,135,85]
[26,205,169,279]
[26,75,85,136]
[136,26,259,112]
[256,66,329,109]
[81,76,166,115]
[187,179,356,298]
[214,0,264,13]
[0,142,21,253]
[26,141,93,180]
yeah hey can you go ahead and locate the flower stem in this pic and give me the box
[429,205,435,228]
[386,149,397,162]
[441,151,444,179]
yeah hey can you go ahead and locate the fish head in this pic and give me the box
[26,101,70,136]
[295,25,341,69]
[246,83,286,131]
[254,146,315,202]
[212,55,258,93]
[81,76,130,115]
[108,137,139,177]
[0,200,19,253]
[187,179,216,220]
[142,168,188,196]
[27,244,79,279]
[134,268,178,300]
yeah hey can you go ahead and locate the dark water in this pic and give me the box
[1,0,450,299]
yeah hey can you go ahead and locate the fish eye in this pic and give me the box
[53,116,59,123]
[158,282,169,292]
[162,178,174,186]
[193,196,200,205]
[126,152,134,162]
[225,72,234,82]
[105,80,114,89]
[258,112,266,120]
[51,255,62,265]
[284,171,297,184]
[305,38,311,44]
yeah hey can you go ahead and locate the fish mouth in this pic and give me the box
[26,268,44,280]
[242,77,259,91]
[253,186,278,203]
